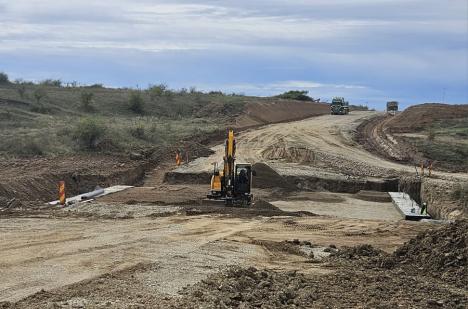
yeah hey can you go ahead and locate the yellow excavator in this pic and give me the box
[207,129,254,206]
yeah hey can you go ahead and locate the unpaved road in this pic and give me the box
[0,209,429,302]
[176,111,468,181]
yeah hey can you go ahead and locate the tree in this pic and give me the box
[0,72,9,84]
[277,90,313,101]
[80,91,95,111]
[128,91,145,114]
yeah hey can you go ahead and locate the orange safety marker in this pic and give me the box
[176,152,181,166]
[58,181,66,206]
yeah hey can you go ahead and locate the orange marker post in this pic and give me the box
[176,152,181,166]
[58,181,66,206]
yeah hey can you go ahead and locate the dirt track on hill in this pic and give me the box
[175,111,467,181]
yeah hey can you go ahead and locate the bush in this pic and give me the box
[0,72,9,84]
[147,84,168,100]
[80,91,95,111]
[33,88,47,104]
[1,136,46,157]
[276,90,313,101]
[16,84,27,98]
[40,79,62,87]
[130,125,146,140]
[73,118,106,150]
[128,91,145,114]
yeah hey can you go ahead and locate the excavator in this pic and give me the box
[207,129,254,206]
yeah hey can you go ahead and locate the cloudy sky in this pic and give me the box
[1,0,467,109]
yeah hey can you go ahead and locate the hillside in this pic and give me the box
[0,83,328,157]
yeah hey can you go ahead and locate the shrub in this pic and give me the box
[33,88,47,104]
[277,90,312,101]
[1,136,46,157]
[40,79,62,87]
[73,118,106,150]
[16,84,27,98]
[130,125,146,139]
[88,83,104,88]
[147,84,168,100]
[427,128,436,141]
[128,91,145,114]
[0,72,9,84]
[80,91,95,111]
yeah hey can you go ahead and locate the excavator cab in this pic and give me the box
[235,164,253,197]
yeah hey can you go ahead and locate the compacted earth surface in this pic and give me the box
[1,105,467,308]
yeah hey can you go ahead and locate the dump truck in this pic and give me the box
[330,97,349,115]
[387,101,398,115]
[207,129,254,206]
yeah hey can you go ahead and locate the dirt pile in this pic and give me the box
[175,265,466,308]
[234,99,330,128]
[252,163,296,190]
[387,103,468,133]
[177,266,313,308]
[383,220,467,287]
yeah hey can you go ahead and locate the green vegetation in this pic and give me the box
[80,91,95,111]
[0,72,9,84]
[276,90,313,101]
[349,104,370,111]
[73,117,107,150]
[128,91,145,114]
[0,78,251,157]
[402,117,468,171]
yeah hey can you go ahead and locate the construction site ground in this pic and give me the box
[1,110,467,308]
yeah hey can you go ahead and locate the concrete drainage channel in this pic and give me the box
[164,166,434,221]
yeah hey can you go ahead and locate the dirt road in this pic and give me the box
[177,112,408,178]
[176,112,468,181]
[0,208,430,303]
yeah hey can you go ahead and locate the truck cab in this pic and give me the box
[331,97,349,115]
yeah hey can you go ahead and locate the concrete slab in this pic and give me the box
[48,185,133,206]
[271,192,403,221]
[388,192,431,221]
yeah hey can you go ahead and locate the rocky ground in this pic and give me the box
[2,220,465,308]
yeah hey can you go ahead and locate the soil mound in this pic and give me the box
[251,199,280,211]
[178,266,311,308]
[383,220,467,287]
[387,103,468,133]
[252,163,295,190]
[175,265,466,308]
[235,99,330,128]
